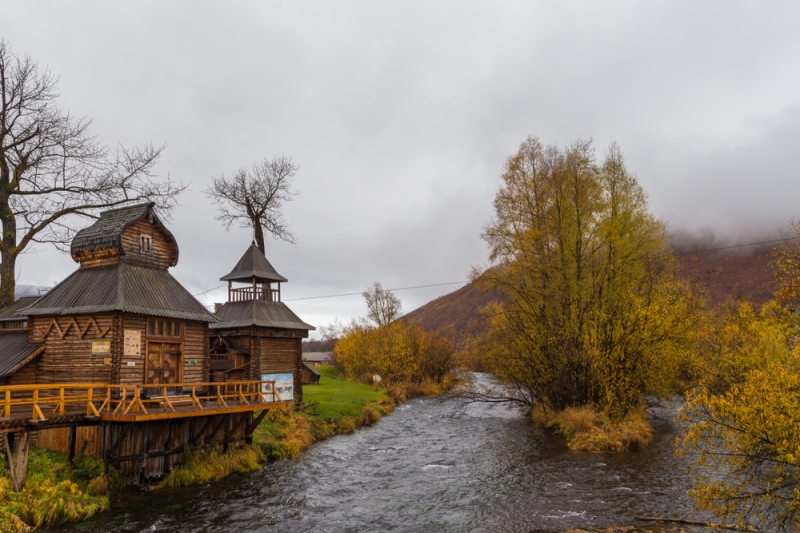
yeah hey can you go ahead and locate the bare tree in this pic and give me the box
[0,41,184,307]
[206,155,298,253]
[362,282,402,327]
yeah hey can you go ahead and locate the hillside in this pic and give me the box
[404,241,778,344]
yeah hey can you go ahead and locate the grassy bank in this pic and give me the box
[533,405,653,452]
[0,372,417,529]
[0,447,113,531]
[252,370,397,460]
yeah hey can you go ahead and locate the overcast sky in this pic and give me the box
[2,2,799,335]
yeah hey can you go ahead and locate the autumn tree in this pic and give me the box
[362,281,402,327]
[678,361,800,530]
[206,155,298,253]
[773,219,800,309]
[478,136,700,418]
[0,40,183,307]
[675,234,800,530]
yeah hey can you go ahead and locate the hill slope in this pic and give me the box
[404,242,777,344]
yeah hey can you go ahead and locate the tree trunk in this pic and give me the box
[253,220,266,254]
[0,201,16,308]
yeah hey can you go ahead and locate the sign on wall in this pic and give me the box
[92,340,111,354]
[261,373,294,402]
[124,330,141,356]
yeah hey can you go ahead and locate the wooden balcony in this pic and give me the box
[0,380,286,430]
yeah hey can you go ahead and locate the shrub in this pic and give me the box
[533,405,652,452]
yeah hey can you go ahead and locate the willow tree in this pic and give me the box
[0,40,182,307]
[480,136,700,417]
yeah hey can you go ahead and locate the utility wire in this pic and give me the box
[672,235,800,256]
[193,235,799,299]
[283,281,468,302]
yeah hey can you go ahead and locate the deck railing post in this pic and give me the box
[3,390,9,417]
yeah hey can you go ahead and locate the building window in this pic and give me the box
[147,319,182,338]
[141,234,152,253]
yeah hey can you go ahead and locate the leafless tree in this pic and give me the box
[363,282,402,327]
[0,40,184,307]
[206,155,298,253]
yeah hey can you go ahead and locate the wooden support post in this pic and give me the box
[245,412,254,444]
[13,432,29,491]
[190,417,215,446]
[101,422,110,475]
[205,416,229,444]
[246,410,268,435]
[165,418,191,450]
[67,426,77,465]
[2,433,19,492]
[146,420,171,453]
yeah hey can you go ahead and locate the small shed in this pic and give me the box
[301,362,321,385]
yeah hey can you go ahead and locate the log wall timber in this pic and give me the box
[11,314,115,387]
[212,329,306,403]
[120,220,177,270]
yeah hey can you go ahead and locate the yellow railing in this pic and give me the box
[0,380,281,420]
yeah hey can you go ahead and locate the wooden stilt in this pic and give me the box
[2,433,19,492]
[13,432,29,490]
[67,426,77,465]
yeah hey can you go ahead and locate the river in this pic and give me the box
[54,381,709,533]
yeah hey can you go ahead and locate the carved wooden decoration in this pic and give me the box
[41,317,111,340]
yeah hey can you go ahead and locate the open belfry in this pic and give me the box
[0,203,314,487]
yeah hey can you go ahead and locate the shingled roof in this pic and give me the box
[220,244,287,283]
[71,202,179,266]
[210,300,313,330]
[23,263,216,322]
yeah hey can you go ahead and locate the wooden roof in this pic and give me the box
[220,244,288,283]
[210,300,313,330]
[22,263,216,322]
[0,297,39,322]
[70,202,179,266]
[0,332,43,378]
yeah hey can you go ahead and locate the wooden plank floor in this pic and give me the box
[0,399,285,430]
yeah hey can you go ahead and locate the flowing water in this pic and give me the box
[54,379,709,533]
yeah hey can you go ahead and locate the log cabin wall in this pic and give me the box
[10,314,116,386]
[119,315,209,385]
[120,219,177,270]
[259,336,303,403]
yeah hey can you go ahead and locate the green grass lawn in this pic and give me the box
[303,376,384,421]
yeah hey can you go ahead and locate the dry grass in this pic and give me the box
[158,444,265,488]
[533,405,653,452]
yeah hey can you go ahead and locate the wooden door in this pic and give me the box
[146,342,182,393]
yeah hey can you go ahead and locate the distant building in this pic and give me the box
[302,351,333,368]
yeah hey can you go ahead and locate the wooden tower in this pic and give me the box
[210,244,314,403]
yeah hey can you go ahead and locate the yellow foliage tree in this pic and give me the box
[335,319,453,383]
[480,136,701,418]
[678,361,800,530]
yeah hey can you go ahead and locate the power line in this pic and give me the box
[284,281,468,302]
[673,235,800,256]
[192,235,799,299]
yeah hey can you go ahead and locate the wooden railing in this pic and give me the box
[0,380,282,421]
[228,286,279,302]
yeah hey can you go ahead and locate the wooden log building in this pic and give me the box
[0,203,314,487]
[209,244,314,402]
